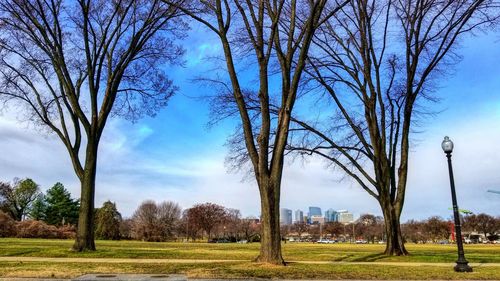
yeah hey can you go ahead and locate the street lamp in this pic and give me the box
[441,136,472,272]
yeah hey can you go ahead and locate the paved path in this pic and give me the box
[1,256,499,267]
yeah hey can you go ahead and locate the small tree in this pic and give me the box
[323,221,344,240]
[355,214,384,243]
[0,178,40,221]
[292,222,310,241]
[131,200,181,241]
[157,201,182,239]
[44,183,79,226]
[186,203,227,240]
[119,218,134,240]
[240,217,261,242]
[472,213,499,241]
[95,201,122,240]
[424,217,451,242]
[402,220,427,244]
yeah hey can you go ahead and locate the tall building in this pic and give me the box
[308,207,322,224]
[308,206,322,217]
[336,210,354,223]
[294,209,304,223]
[325,208,337,222]
[310,215,325,224]
[280,208,293,225]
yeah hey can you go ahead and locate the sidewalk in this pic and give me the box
[1,256,499,267]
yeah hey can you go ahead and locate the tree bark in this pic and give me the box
[72,144,98,252]
[254,178,284,265]
[381,201,408,256]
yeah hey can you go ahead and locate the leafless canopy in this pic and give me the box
[0,0,184,179]
[284,0,499,255]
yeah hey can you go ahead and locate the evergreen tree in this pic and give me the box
[95,201,122,240]
[44,183,79,226]
[29,194,47,221]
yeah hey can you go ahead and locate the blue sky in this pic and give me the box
[0,25,499,221]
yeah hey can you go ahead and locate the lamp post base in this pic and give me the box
[454,261,473,272]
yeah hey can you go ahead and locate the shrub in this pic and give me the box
[58,224,76,239]
[16,220,60,238]
[0,210,16,237]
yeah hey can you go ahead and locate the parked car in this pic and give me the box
[355,240,368,244]
[208,238,230,243]
[317,239,336,244]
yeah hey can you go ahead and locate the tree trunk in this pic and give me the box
[72,145,97,252]
[382,203,408,256]
[254,179,285,265]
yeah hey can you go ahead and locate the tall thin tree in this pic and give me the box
[169,0,347,264]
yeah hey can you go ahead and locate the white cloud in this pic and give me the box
[1,99,499,220]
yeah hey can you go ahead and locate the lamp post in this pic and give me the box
[441,136,472,272]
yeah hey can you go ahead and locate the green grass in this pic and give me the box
[1,261,500,280]
[0,238,499,279]
[0,238,498,263]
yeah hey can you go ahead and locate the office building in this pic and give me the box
[336,210,354,223]
[310,215,325,224]
[294,209,304,223]
[308,206,322,217]
[325,208,337,222]
[280,208,293,225]
[308,206,322,224]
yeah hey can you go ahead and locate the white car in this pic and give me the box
[317,239,336,244]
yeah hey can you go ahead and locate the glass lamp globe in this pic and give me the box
[441,136,454,153]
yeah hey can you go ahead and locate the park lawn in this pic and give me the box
[1,261,500,280]
[0,238,499,263]
[0,239,499,279]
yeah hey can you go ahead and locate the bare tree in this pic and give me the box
[423,216,451,242]
[186,202,227,240]
[0,0,184,251]
[291,221,309,240]
[157,201,182,239]
[168,0,347,264]
[131,200,181,242]
[464,213,499,241]
[402,219,427,243]
[355,214,384,243]
[240,217,261,242]
[287,0,499,255]
[179,209,201,241]
[323,221,344,240]
[221,208,242,240]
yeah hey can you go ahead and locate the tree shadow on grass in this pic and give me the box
[350,252,388,262]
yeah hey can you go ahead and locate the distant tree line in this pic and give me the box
[402,214,500,243]
[283,213,500,244]
[2,179,498,244]
[0,178,263,241]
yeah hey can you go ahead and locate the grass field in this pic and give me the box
[0,238,499,279]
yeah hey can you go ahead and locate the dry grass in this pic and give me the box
[0,238,499,279]
[1,261,500,280]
